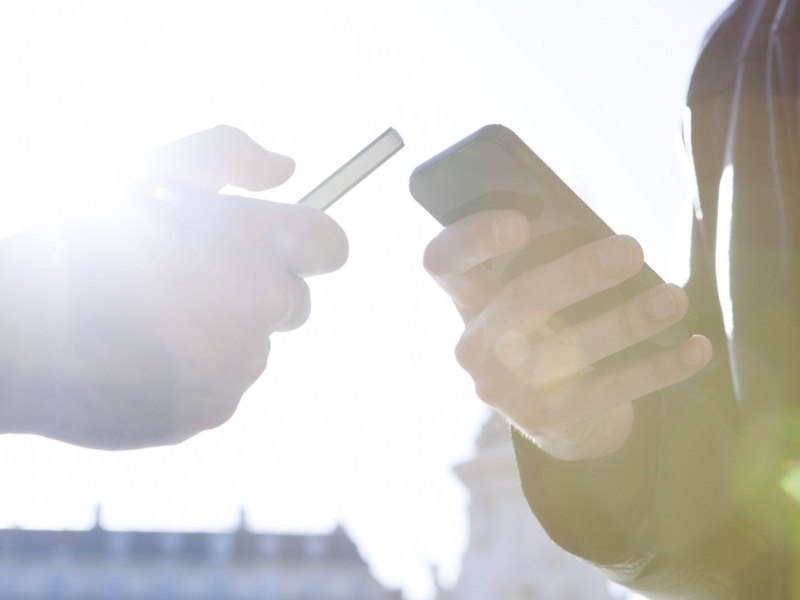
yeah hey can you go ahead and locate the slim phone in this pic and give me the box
[409,124,687,348]
[298,128,404,211]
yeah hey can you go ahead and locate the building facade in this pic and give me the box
[0,516,398,600]
[441,412,615,600]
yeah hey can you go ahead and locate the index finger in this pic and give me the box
[161,191,349,277]
[423,210,529,319]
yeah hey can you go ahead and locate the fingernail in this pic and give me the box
[681,337,711,366]
[645,288,678,320]
[493,214,527,246]
[599,238,633,271]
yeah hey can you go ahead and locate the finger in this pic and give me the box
[222,261,311,334]
[260,272,312,332]
[479,234,644,341]
[442,266,503,322]
[424,210,529,317]
[515,335,713,434]
[512,283,689,386]
[258,202,349,276]
[173,196,349,277]
[142,125,295,193]
[423,209,530,277]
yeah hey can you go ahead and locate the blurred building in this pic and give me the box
[440,412,615,600]
[0,514,399,600]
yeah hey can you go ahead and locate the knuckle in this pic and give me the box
[284,279,312,329]
[515,398,554,435]
[474,381,504,408]
[648,352,676,388]
[211,124,247,146]
[464,211,504,253]
[476,379,531,417]
[241,343,269,381]
[267,275,311,332]
[489,276,551,339]
[617,300,647,341]
[615,284,687,344]
[569,243,593,280]
[495,278,530,323]
[454,330,480,372]
[601,374,633,406]
[192,391,242,432]
[422,240,444,276]
[569,244,601,296]
[208,396,241,429]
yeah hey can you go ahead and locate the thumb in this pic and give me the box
[141,125,295,193]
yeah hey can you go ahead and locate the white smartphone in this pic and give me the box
[409,124,688,348]
[298,127,404,211]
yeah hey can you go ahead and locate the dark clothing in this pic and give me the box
[512,1,800,597]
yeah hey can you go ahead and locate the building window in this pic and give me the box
[45,572,68,599]
[303,536,326,559]
[155,573,180,599]
[106,532,132,560]
[256,574,279,598]
[209,572,231,599]
[346,581,368,599]
[159,532,185,556]
[301,577,325,600]
[207,533,235,562]
[257,535,282,558]
[103,573,127,599]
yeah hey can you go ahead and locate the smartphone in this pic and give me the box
[298,128,404,211]
[409,124,688,349]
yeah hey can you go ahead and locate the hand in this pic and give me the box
[424,209,712,461]
[0,126,348,449]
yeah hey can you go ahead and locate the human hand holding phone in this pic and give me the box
[414,126,712,460]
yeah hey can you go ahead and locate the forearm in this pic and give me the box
[512,397,663,568]
[512,376,749,597]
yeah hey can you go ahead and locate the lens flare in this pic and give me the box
[780,460,800,503]
[151,184,175,202]
[494,330,531,368]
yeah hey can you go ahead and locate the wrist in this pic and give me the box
[517,403,635,461]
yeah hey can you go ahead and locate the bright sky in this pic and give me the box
[0,1,732,599]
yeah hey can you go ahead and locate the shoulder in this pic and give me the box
[688,0,761,102]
